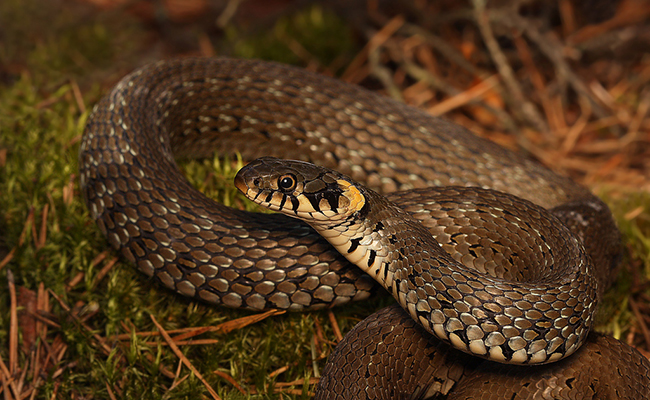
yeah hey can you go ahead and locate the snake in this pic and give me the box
[78,57,650,398]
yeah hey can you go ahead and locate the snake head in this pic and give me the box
[235,157,367,224]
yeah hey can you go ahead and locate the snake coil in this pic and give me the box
[80,58,650,399]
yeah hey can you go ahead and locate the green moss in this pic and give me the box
[226,5,356,71]
[597,192,650,337]
[0,0,141,87]
[180,155,261,212]
[616,193,650,274]
[0,77,89,285]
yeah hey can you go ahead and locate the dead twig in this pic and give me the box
[342,15,405,83]
[472,0,548,133]
[400,23,488,78]
[499,10,612,123]
[427,75,500,116]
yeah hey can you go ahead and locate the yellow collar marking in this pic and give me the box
[336,179,365,213]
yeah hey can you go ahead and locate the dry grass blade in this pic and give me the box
[70,79,86,114]
[472,0,547,132]
[48,290,112,355]
[36,204,48,250]
[272,377,319,389]
[191,308,285,336]
[106,381,118,400]
[91,256,119,289]
[0,353,17,399]
[269,365,289,378]
[212,370,247,396]
[150,314,222,400]
[326,311,343,343]
[427,75,499,116]
[111,308,285,343]
[342,15,405,83]
[568,0,650,44]
[630,298,650,350]
[0,248,16,271]
[8,270,17,376]
[0,271,20,399]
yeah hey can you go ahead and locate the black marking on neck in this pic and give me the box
[367,249,377,268]
[468,244,479,259]
[306,193,321,213]
[326,218,355,231]
[397,247,406,261]
[348,237,361,254]
[373,221,385,232]
[323,192,339,213]
[304,179,344,215]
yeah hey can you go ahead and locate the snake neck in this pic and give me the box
[311,187,451,292]
[314,184,597,365]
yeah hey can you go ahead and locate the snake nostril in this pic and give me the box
[254,178,260,187]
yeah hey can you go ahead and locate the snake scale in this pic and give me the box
[79,58,650,398]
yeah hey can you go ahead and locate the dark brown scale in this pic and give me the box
[79,58,648,398]
[316,305,650,400]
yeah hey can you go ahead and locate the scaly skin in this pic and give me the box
[79,58,646,398]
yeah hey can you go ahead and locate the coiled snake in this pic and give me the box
[79,58,650,398]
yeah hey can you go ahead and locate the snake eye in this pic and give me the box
[278,174,297,192]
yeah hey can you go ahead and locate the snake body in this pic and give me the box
[235,157,597,365]
[79,58,650,398]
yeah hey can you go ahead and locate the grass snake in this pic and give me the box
[79,58,650,398]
